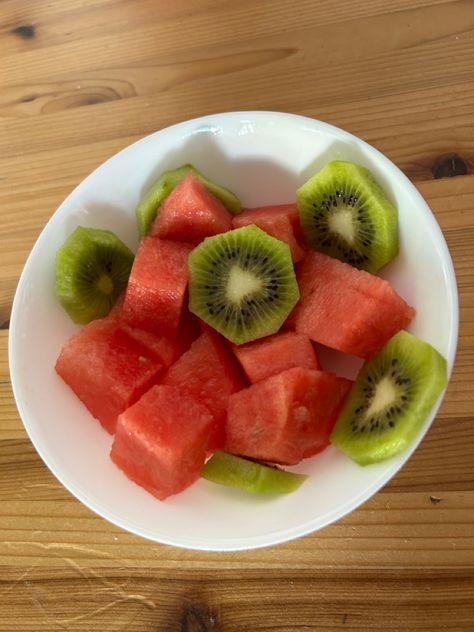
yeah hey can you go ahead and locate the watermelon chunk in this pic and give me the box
[111,292,185,367]
[301,372,353,458]
[232,204,305,262]
[288,251,415,359]
[225,367,352,465]
[119,323,182,368]
[110,384,214,500]
[55,317,163,434]
[151,173,232,243]
[122,237,193,336]
[163,329,245,449]
[233,331,320,383]
[175,307,202,354]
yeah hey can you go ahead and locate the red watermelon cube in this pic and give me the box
[232,204,305,262]
[55,317,164,434]
[122,237,193,336]
[225,367,352,465]
[175,307,203,354]
[111,292,188,367]
[119,323,182,368]
[163,329,245,449]
[300,372,353,458]
[233,331,320,383]
[110,384,214,500]
[108,290,126,317]
[288,251,415,359]
[151,173,232,243]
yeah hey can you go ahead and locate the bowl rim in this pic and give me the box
[8,111,459,551]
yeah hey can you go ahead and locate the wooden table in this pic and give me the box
[1,1,473,630]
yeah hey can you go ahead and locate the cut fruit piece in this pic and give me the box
[151,173,233,243]
[112,291,196,366]
[119,324,182,368]
[330,330,448,465]
[175,308,202,354]
[288,250,415,359]
[55,226,134,324]
[110,293,181,366]
[122,237,193,336]
[232,331,320,383]
[201,451,307,494]
[111,384,214,500]
[188,225,300,345]
[136,164,241,237]
[301,372,353,458]
[232,204,305,262]
[163,329,245,450]
[225,367,353,465]
[55,316,163,434]
[297,160,398,272]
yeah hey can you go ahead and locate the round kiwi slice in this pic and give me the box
[55,226,134,324]
[201,451,307,494]
[297,160,398,273]
[188,225,300,345]
[136,164,241,237]
[330,330,448,465]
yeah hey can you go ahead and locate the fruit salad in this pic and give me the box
[54,161,447,501]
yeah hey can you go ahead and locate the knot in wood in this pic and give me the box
[432,154,469,179]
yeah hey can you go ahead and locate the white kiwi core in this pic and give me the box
[226,265,263,304]
[328,209,356,244]
[365,376,399,418]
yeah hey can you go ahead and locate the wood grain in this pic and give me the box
[1,0,474,630]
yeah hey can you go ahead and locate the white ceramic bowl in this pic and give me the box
[9,112,458,551]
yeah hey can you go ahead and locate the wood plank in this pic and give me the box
[0,2,473,160]
[0,74,471,167]
[0,571,472,631]
[0,489,472,570]
[0,0,462,59]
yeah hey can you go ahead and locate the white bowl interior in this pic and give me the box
[9,112,458,550]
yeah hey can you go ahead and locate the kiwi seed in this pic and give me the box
[330,330,448,465]
[297,160,398,273]
[188,225,299,345]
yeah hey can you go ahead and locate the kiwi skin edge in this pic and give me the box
[202,451,307,494]
[330,330,448,466]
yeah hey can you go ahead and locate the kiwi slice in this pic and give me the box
[330,330,448,465]
[136,164,241,237]
[202,451,307,494]
[55,226,134,324]
[297,160,398,272]
[188,225,300,345]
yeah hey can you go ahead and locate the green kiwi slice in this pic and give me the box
[136,164,241,237]
[330,330,448,465]
[297,160,398,272]
[55,226,134,324]
[202,451,307,494]
[188,225,299,345]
